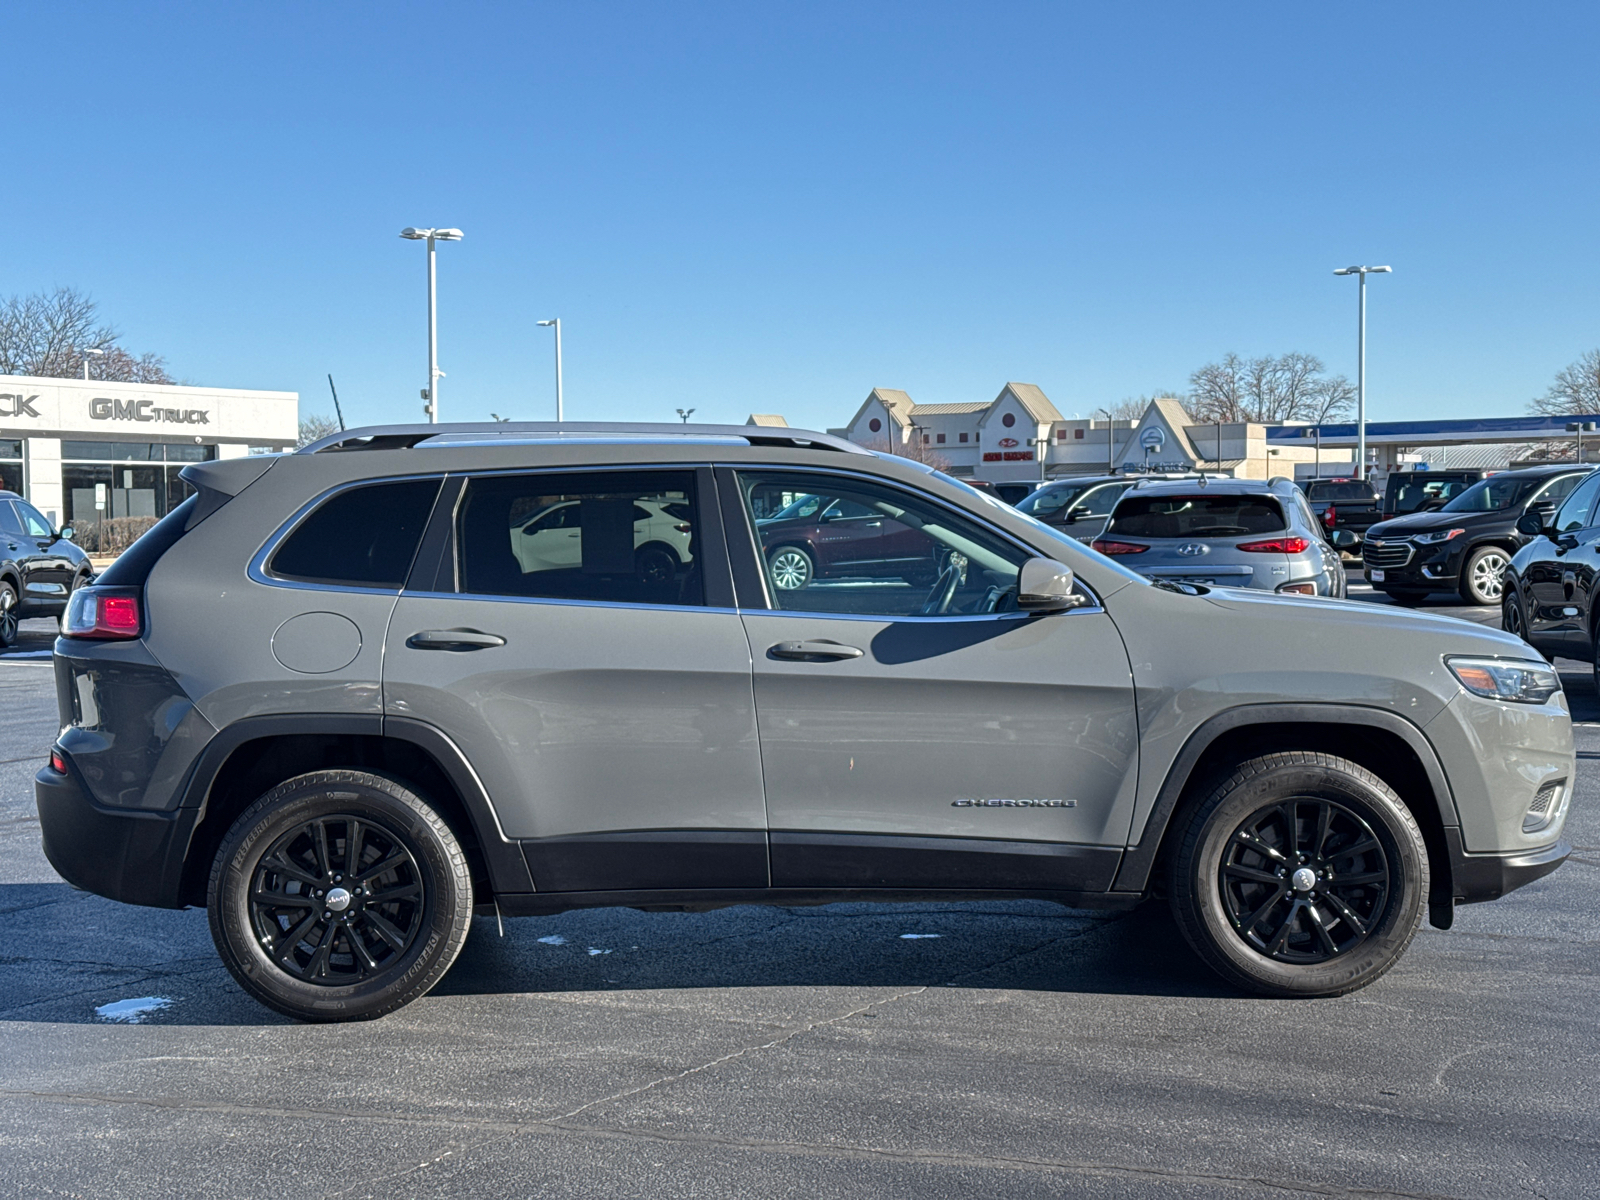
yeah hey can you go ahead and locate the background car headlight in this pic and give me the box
[1414,527,1466,544]
[1446,656,1561,704]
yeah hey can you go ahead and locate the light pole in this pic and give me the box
[1568,422,1596,463]
[79,347,104,380]
[536,319,563,421]
[400,226,464,422]
[1300,425,1322,479]
[676,408,695,424]
[1333,265,1392,480]
[1097,408,1114,473]
[1027,435,1050,485]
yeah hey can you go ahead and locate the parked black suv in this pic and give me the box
[1503,468,1600,673]
[1303,479,1382,547]
[1362,466,1590,605]
[0,490,91,645]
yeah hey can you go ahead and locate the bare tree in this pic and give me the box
[1188,352,1354,424]
[863,437,952,472]
[1104,394,1178,422]
[0,286,175,383]
[298,414,342,448]
[1528,349,1600,418]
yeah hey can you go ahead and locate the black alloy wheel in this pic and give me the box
[636,545,678,589]
[1169,751,1426,998]
[0,580,17,647]
[248,815,425,985]
[1503,586,1528,642]
[1218,798,1389,964]
[209,770,473,1021]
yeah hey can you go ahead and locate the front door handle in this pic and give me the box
[769,639,864,661]
[407,628,507,651]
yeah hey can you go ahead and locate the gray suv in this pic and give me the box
[36,423,1573,1020]
[1094,476,1349,597]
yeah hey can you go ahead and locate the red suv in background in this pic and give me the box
[752,488,941,591]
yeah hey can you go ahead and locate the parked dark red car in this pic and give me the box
[754,492,939,591]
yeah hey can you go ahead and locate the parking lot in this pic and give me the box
[2,571,1596,1199]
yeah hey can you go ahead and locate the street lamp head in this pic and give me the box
[1369,265,1392,273]
[1334,265,1393,275]
[80,347,105,357]
[537,319,557,327]
[400,227,431,240]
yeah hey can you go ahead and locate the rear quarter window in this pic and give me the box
[269,478,442,588]
[1108,494,1286,538]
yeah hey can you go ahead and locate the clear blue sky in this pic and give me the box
[8,2,1598,431]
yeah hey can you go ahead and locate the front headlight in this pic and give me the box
[1446,656,1562,704]
[1414,527,1466,544]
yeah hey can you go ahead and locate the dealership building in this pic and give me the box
[0,374,297,529]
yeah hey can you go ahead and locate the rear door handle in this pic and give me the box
[407,629,507,651]
[769,639,864,661]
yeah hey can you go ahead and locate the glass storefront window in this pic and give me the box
[59,443,216,527]
[0,440,20,495]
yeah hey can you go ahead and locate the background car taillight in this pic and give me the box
[1092,540,1149,555]
[1237,537,1310,554]
[1276,581,1319,595]
[1323,505,1337,527]
[49,747,67,774]
[62,587,143,639]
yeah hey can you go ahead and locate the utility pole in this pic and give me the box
[537,319,563,420]
[1097,409,1114,473]
[401,227,464,422]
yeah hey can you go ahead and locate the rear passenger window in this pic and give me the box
[270,478,442,588]
[456,471,703,607]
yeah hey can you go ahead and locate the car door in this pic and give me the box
[383,466,769,893]
[814,499,888,576]
[727,467,1139,895]
[1522,473,1600,652]
[5,500,73,606]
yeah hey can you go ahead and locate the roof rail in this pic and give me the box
[300,421,871,456]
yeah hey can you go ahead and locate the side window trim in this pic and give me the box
[718,463,1102,617]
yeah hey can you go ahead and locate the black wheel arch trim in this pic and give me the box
[1111,703,1459,902]
[176,712,533,897]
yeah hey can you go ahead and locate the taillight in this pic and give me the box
[62,587,143,639]
[1324,505,1337,527]
[1092,540,1149,555]
[1237,537,1310,554]
[673,523,692,533]
[1276,581,1319,595]
[49,747,67,774]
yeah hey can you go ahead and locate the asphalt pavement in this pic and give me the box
[1,585,1597,1199]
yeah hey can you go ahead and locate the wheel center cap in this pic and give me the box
[1291,867,1317,893]
[326,887,353,912]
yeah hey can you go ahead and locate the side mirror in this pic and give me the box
[1330,529,1359,549]
[1061,506,1083,525]
[1516,512,1549,537]
[47,525,74,545]
[1419,499,1445,512]
[1017,557,1086,612]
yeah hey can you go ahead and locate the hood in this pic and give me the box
[1366,508,1505,538]
[1202,584,1528,654]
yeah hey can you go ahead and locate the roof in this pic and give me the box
[1267,413,1600,446]
[986,383,1063,425]
[745,414,789,427]
[843,388,917,435]
[1125,476,1296,496]
[910,402,990,416]
[1146,398,1204,463]
[299,422,871,456]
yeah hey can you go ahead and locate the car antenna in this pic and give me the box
[327,374,346,431]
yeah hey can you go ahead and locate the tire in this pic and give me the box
[0,579,17,648]
[636,544,677,589]
[1460,545,1509,605]
[1503,585,1529,642]
[768,545,814,591]
[208,770,473,1022]
[1168,751,1427,998]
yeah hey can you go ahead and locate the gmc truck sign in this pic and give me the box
[89,396,211,425]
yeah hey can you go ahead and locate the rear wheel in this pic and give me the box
[208,770,473,1022]
[1503,585,1528,642]
[0,580,17,647]
[768,545,814,591]
[1168,752,1427,998]
[1460,545,1509,605]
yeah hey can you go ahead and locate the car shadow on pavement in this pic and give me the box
[0,884,1240,1026]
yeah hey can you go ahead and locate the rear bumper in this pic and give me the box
[36,763,195,909]
[1448,829,1570,904]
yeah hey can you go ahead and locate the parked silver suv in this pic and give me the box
[1094,476,1349,597]
[37,424,1572,1020]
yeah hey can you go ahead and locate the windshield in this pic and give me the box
[1440,476,1536,513]
[1106,494,1286,538]
[1306,482,1375,502]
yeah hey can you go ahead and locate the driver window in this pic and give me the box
[737,471,1033,618]
[1555,473,1600,533]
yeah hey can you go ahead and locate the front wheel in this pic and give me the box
[0,580,17,647]
[1503,585,1529,642]
[1167,751,1427,998]
[1460,545,1509,605]
[208,770,473,1022]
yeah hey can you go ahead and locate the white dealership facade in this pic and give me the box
[0,374,297,529]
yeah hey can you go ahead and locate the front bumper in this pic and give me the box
[36,762,196,909]
[1447,829,1569,903]
[1363,540,1464,589]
